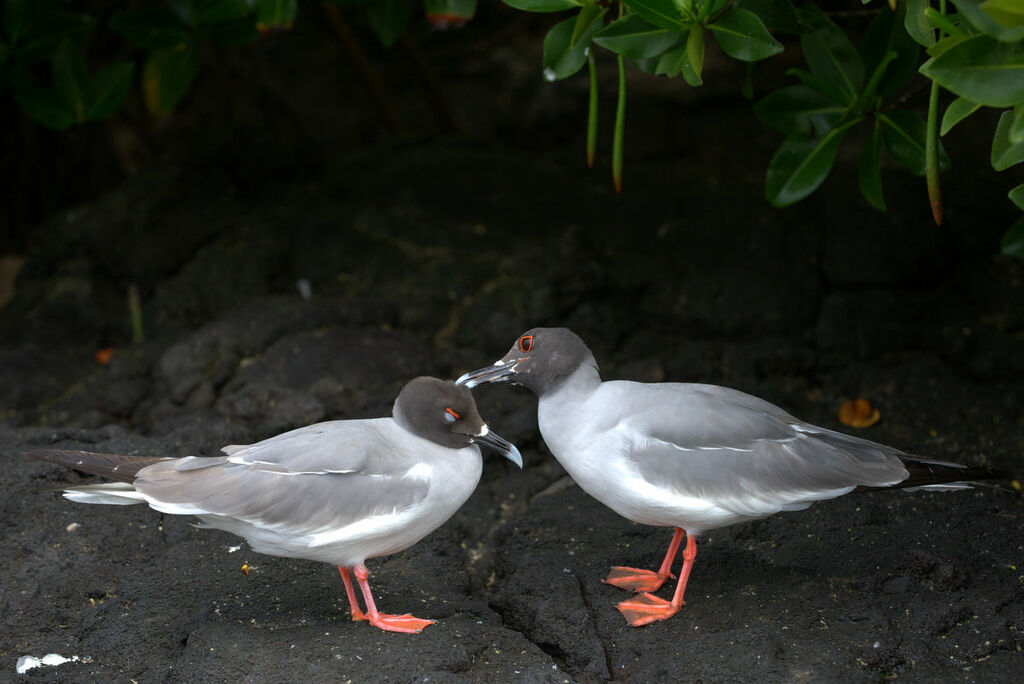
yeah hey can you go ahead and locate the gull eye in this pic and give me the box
[444,408,461,423]
[519,335,533,352]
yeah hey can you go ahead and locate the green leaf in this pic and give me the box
[142,42,201,115]
[905,0,935,47]
[109,9,191,49]
[51,37,88,122]
[3,0,36,45]
[85,61,134,120]
[862,3,920,98]
[621,0,686,31]
[920,34,1024,107]
[1001,216,1024,257]
[543,9,605,80]
[765,122,857,207]
[366,0,415,47]
[1011,103,1024,143]
[941,97,983,135]
[687,25,704,83]
[654,41,702,85]
[571,2,601,45]
[737,0,802,35]
[15,86,75,129]
[991,109,1024,170]
[980,0,1024,29]
[191,0,254,25]
[593,14,683,59]
[502,0,579,12]
[754,84,845,138]
[1008,182,1024,210]
[16,9,94,62]
[799,8,864,104]
[881,110,951,176]
[859,119,886,211]
[924,8,965,36]
[954,0,1024,41]
[708,7,783,62]
[926,34,972,59]
[257,0,298,30]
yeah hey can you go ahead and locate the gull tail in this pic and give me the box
[26,449,168,483]
[857,455,1006,493]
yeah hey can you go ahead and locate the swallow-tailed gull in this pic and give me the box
[458,327,997,627]
[28,376,522,633]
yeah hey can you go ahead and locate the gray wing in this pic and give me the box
[133,419,429,533]
[604,382,909,513]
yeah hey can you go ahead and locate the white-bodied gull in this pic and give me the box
[28,376,522,634]
[458,328,997,627]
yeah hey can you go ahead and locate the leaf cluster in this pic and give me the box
[509,0,1024,255]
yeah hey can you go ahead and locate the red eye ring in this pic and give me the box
[445,408,461,420]
[519,335,533,352]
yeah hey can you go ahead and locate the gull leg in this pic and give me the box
[617,533,697,627]
[603,527,683,592]
[353,563,436,633]
[338,566,368,621]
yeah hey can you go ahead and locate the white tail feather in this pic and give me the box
[63,483,147,506]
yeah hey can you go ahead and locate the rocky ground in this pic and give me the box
[1,6,1023,683]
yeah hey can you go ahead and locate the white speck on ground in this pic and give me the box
[16,653,86,674]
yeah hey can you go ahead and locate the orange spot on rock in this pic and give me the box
[839,398,881,428]
[241,563,250,576]
[95,348,114,365]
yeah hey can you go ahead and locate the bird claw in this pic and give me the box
[603,566,674,592]
[369,613,436,633]
[616,592,683,627]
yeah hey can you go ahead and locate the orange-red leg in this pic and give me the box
[603,527,684,592]
[617,532,697,627]
[337,566,368,621]
[352,563,435,633]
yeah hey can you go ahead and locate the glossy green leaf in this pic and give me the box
[905,0,935,47]
[924,8,965,37]
[1001,216,1024,257]
[753,85,844,138]
[687,25,704,83]
[926,34,973,59]
[737,0,802,35]
[881,110,951,176]
[15,86,74,129]
[570,3,601,45]
[86,61,134,120]
[621,0,686,31]
[109,9,190,49]
[366,0,415,47]
[1008,182,1024,210]
[980,0,1024,28]
[257,0,298,30]
[708,7,783,62]
[784,66,848,105]
[51,37,87,121]
[593,15,683,59]
[765,122,856,207]
[799,9,864,104]
[921,34,1024,107]
[953,0,1024,41]
[654,41,702,85]
[543,10,605,80]
[941,96,983,135]
[142,42,201,115]
[502,0,579,12]
[862,3,920,98]
[991,110,1024,170]
[859,119,886,211]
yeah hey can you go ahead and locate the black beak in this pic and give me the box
[456,359,522,388]
[472,426,523,468]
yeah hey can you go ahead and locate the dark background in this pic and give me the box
[1,4,1022,682]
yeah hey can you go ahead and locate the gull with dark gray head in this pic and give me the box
[458,327,998,627]
[27,376,521,634]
